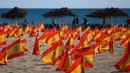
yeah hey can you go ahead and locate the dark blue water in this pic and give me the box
[0,8,130,26]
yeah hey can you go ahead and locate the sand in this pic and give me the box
[0,32,127,73]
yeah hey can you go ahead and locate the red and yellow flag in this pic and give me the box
[0,52,7,65]
[37,23,44,32]
[56,48,70,71]
[66,36,74,50]
[32,37,41,55]
[41,42,58,65]
[2,39,24,59]
[0,31,6,47]
[7,26,18,37]
[120,34,130,49]
[4,24,12,32]
[75,46,94,68]
[93,42,102,54]
[66,57,84,73]
[54,40,64,62]
[46,32,60,46]
[21,39,28,51]
[114,46,130,72]
[39,28,49,43]
[25,25,30,33]
[14,25,23,38]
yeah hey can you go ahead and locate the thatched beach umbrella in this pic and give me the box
[107,8,128,24]
[85,7,128,24]
[42,7,76,25]
[1,7,27,25]
[85,9,108,24]
[42,7,76,18]
[85,10,108,19]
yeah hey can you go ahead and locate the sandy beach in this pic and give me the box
[0,32,127,73]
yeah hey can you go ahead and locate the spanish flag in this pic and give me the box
[114,45,130,72]
[111,28,121,43]
[4,24,12,32]
[92,27,98,36]
[41,42,58,65]
[64,29,72,39]
[66,36,74,50]
[84,26,90,33]
[54,40,64,62]
[29,31,39,37]
[32,37,41,55]
[29,24,35,33]
[46,32,60,46]
[73,31,80,40]
[71,39,89,55]
[86,30,93,43]
[60,25,68,31]
[21,39,28,51]
[66,57,84,73]
[56,48,70,71]
[25,25,30,33]
[14,25,23,38]
[2,39,24,59]
[93,42,102,54]
[120,34,130,49]
[39,28,49,43]
[0,31,6,47]
[107,25,115,34]
[95,30,102,40]
[0,25,4,31]
[7,26,18,37]
[37,23,44,32]
[59,29,64,39]
[0,52,7,65]
[75,26,82,32]
[75,46,94,68]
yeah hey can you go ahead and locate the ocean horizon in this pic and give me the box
[0,8,130,26]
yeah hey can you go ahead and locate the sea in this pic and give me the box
[0,8,130,26]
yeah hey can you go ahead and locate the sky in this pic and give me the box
[0,0,130,8]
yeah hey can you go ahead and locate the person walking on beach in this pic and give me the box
[82,17,88,30]
[103,18,106,25]
[75,17,79,26]
[127,16,130,24]
[72,17,76,29]
[126,16,130,28]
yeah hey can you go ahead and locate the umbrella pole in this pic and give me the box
[110,16,113,25]
[15,18,18,26]
[116,15,118,26]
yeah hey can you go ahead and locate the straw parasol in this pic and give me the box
[42,7,76,18]
[42,7,76,27]
[85,7,128,24]
[1,7,27,25]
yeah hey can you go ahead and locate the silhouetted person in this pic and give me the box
[82,18,88,30]
[72,17,77,29]
[127,16,130,25]
[103,18,106,24]
[72,17,76,24]
[83,18,87,24]
[76,17,79,25]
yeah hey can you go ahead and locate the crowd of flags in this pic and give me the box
[0,23,130,72]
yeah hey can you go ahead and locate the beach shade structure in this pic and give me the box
[1,7,27,25]
[42,7,76,28]
[105,8,128,17]
[42,7,76,18]
[85,7,128,24]
[85,9,109,25]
